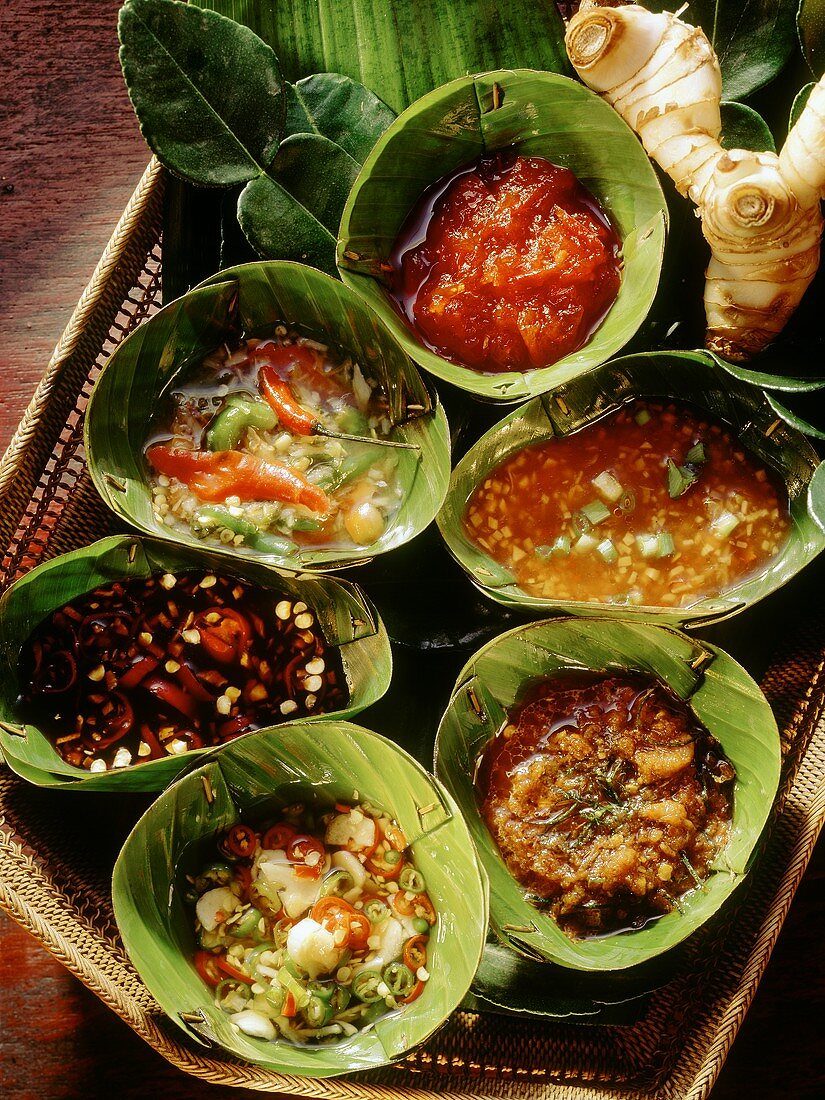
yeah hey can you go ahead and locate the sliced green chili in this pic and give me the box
[382,961,415,997]
[351,969,385,1003]
[398,866,426,893]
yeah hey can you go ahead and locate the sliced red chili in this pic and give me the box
[263,823,296,850]
[118,655,160,689]
[81,692,134,749]
[403,979,426,1004]
[225,824,257,858]
[194,607,251,665]
[216,956,255,985]
[282,990,297,1017]
[403,934,428,972]
[141,674,200,721]
[145,445,331,513]
[194,949,222,987]
[259,367,317,436]
[391,891,436,924]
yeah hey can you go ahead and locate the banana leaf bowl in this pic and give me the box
[85,261,451,573]
[111,719,489,1077]
[437,349,825,628]
[434,616,781,971]
[337,69,668,403]
[0,536,392,792]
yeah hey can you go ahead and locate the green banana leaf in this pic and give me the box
[437,350,825,626]
[462,936,665,1023]
[111,720,488,1075]
[434,617,781,971]
[338,70,668,403]
[119,0,286,185]
[85,261,451,573]
[194,0,571,114]
[0,536,391,792]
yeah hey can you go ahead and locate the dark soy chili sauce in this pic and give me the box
[18,572,348,772]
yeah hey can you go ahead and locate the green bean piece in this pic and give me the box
[382,961,415,997]
[338,406,371,436]
[351,969,385,1003]
[383,849,402,866]
[205,394,276,451]
[398,866,426,893]
[318,449,376,494]
[194,505,296,556]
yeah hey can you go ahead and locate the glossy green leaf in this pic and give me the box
[807,459,825,533]
[434,617,781,970]
[112,721,488,1074]
[339,70,668,402]
[645,0,798,100]
[284,74,395,164]
[437,350,825,625]
[0,537,392,792]
[766,391,825,439]
[195,0,571,113]
[119,0,285,186]
[798,0,825,76]
[790,81,816,128]
[465,939,662,1021]
[709,350,825,391]
[238,137,360,273]
[85,262,451,574]
[720,101,776,152]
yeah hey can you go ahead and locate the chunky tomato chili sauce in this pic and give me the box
[18,572,347,771]
[465,399,790,607]
[389,151,622,373]
[478,672,735,938]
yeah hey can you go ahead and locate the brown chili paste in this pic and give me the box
[478,672,735,937]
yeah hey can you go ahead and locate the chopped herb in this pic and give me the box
[634,408,651,426]
[666,457,699,498]
[596,538,618,563]
[685,441,707,465]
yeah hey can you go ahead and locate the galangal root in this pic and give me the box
[565,0,825,362]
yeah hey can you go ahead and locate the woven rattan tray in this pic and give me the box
[2,160,825,1099]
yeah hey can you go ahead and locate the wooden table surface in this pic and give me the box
[1,2,823,1097]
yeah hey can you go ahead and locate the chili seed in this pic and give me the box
[160,574,177,590]
[87,665,106,682]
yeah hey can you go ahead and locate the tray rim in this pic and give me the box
[1,159,825,1100]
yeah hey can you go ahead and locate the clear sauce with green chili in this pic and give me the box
[188,799,435,1044]
[477,672,735,938]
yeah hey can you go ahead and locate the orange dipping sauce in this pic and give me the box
[465,400,791,608]
[390,151,622,374]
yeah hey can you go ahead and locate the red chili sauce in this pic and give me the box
[477,672,735,938]
[465,400,790,608]
[389,151,622,373]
